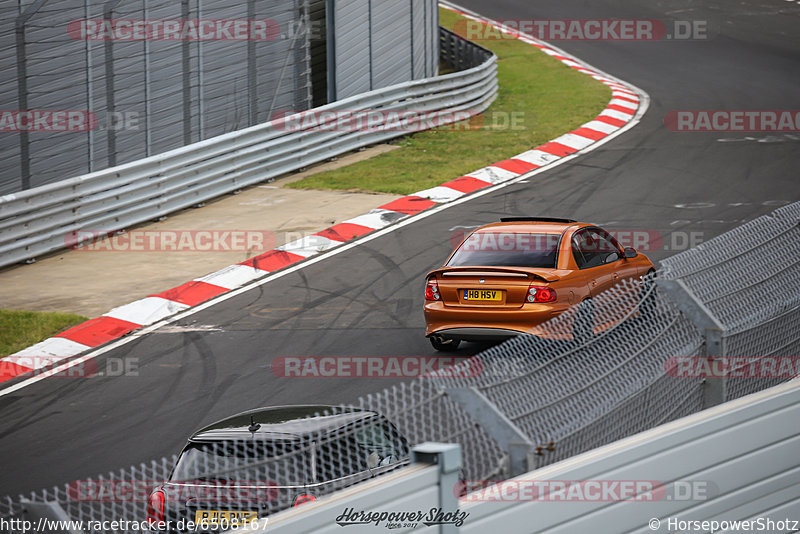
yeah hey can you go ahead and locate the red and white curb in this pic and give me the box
[0,3,647,385]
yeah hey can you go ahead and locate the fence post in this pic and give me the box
[103,0,124,167]
[20,499,84,534]
[14,0,50,190]
[411,443,462,534]
[181,0,192,145]
[444,387,535,477]
[656,279,727,407]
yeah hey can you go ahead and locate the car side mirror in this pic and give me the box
[624,247,637,259]
[605,252,620,264]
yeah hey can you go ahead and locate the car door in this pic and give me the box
[579,228,641,330]
[572,228,617,297]
[592,227,640,286]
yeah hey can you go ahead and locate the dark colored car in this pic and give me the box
[146,405,409,532]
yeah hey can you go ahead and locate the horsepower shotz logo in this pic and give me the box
[335,507,469,528]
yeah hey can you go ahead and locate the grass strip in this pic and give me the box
[0,309,88,358]
[286,7,611,195]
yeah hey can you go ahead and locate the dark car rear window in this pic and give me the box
[170,440,312,486]
[447,232,560,268]
[170,420,409,486]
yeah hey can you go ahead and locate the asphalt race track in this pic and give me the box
[1,0,798,494]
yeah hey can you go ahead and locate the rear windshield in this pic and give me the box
[447,232,560,268]
[170,440,312,486]
[170,421,409,485]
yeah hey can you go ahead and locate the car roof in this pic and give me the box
[474,220,587,234]
[190,405,380,442]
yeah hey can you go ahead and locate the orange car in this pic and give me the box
[424,217,655,351]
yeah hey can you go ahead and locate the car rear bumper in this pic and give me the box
[424,301,567,339]
[430,327,523,341]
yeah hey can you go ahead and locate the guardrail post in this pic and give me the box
[444,387,535,477]
[411,442,462,534]
[656,279,727,407]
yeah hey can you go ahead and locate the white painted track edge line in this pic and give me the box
[0,3,650,398]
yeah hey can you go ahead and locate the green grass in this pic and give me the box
[286,8,611,195]
[0,309,88,358]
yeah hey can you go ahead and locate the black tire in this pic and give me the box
[639,269,657,317]
[430,335,461,352]
[572,298,595,345]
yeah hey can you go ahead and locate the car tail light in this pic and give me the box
[527,285,556,303]
[293,494,317,507]
[146,490,166,529]
[425,279,441,301]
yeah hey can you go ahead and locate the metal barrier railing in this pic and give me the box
[0,202,797,532]
[0,27,498,270]
[440,27,493,72]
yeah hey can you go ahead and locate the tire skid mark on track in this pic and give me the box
[0,0,649,393]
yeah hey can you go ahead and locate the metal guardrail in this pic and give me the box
[2,204,797,534]
[266,380,800,533]
[0,28,497,270]
[440,27,493,72]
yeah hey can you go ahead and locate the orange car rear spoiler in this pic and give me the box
[430,267,561,283]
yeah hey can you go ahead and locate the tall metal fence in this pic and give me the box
[1,0,314,195]
[659,201,800,403]
[327,0,440,101]
[0,28,496,270]
[1,203,797,532]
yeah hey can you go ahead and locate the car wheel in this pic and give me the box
[572,298,594,345]
[639,269,657,317]
[430,335,461,352]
